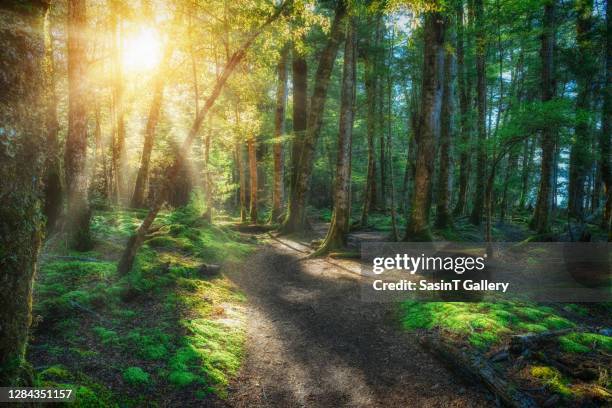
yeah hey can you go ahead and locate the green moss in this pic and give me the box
[122,367,150,385]
[40,365,72,381]
[92,327,120,346]
[542,316,575,330]
[559,332,612,354]
[168,371,197,387]
[530,366,573,397]
[516,323,549,333]
[401,301,583,351]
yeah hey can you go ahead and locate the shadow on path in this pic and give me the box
[218,240,495,408]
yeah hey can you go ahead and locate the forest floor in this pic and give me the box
[27,206,611,407]
[219,233,494,407]
[221,217,611,407]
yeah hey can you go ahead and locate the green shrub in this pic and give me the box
[122,367,150,385]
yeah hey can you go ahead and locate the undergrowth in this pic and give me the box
[31,198,255,406]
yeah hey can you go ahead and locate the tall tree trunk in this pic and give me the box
[42,7,62,232]
[361,16,380,226]
[117,2,286,275]
[404,10,446,241]
[435,43,453,228]
[469,0,486,225]
[286,44,307,229]
[131,46,174,208]
[315,18,356,254]
[281,0,347,234]
[248,135,258,223]
[272,46,289,222]
[387,24,399,241]
[602,0,612,235]
[236,139,247,222]
[65,0,92,250]
[568,0,595,219]
[0,1,46,385]
[453,1,470,217]
[531,0,556,233]
[110,0,126,204]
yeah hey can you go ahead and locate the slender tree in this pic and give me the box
[65,0,92,250]
[568,0,596,219]
[361,15,381,226]
[453,0,470,217]
[131,46,174,208]
[271,46,289,222]
[42,5,62,232]
[435,40,454,228]
[314,17,356,254]
[603,0,612,235]
[247,134,258,223]
[469,0,486,225]
[281,0,347,233]
[531,0,556,233]
[117,3,287,274]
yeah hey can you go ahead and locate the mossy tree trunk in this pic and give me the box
[281,0,346,234]
[404,10,446,241]
[65,0,92,251]
[453,1,471,217]
[42,6,62,232]
[0,1,46,385]
[272,45,289,222]
[531,0,556,234]
[316,18,356,254]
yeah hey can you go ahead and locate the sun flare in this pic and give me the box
[121,27,162,72]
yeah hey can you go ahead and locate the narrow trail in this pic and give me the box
[217,232,496,408]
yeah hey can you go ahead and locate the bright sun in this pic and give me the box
[122,27,162,72]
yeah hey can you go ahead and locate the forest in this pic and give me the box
[0,0,611,406]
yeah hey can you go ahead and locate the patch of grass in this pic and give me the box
[559,333,612,354]
[122,367,150,386]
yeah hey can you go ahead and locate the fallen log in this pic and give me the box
[509,328,589,354]
[420,334,537,408]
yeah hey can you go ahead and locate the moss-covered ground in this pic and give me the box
[28,201,256,406]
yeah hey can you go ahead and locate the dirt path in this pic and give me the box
[217,235,495,408]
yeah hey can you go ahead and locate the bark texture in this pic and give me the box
[317,18,356,254]
[404,11,445,241]
[42,6,62,232]
[281,0,346,233]
[568,0,596,219]
[531,0,556,233]
[435,44,453,228]
[65,0,92,250]
[453,2,470,217]
[248,135,258,223]
[0,2,46,385]
[272,46,289,222]
[470,0,486,225]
